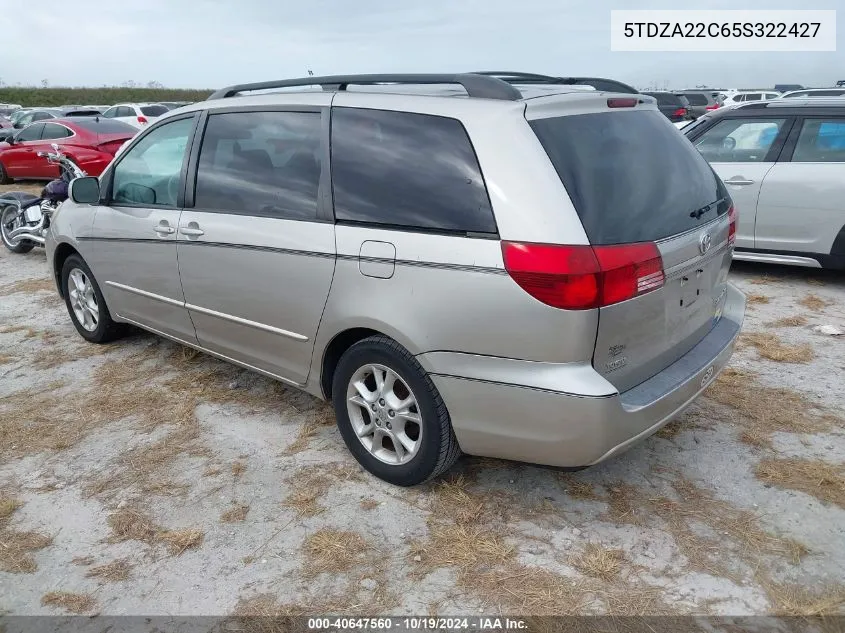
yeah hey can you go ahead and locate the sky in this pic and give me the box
[2,0,843,90]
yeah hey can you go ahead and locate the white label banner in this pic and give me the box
[610,10,836,51]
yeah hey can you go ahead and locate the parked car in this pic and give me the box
[685,98,845,269]
[677,91,722,118]
[837,80,845,88]
[160,101,193,110]
[720,91,781,109]
[774,84,804,92]
[0,116,11,129]
[643,92,693,121]
[780,88,845,99]
[101,103,169,129]
[11,108,101,129]
[0,117,136,183]
[47,73,744,485]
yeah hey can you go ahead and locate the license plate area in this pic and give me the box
[679,267,705,310]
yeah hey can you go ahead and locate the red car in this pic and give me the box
[0,117,136,183]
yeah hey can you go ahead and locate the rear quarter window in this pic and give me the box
[530,110,728,245]
[330,108,496,234]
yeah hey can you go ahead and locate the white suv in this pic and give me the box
[101,103,169,129]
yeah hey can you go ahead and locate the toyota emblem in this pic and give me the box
[698,232,712,255]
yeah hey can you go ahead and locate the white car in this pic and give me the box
[101,103,169,129]
[720,91,781,109]
[779,88,845,99]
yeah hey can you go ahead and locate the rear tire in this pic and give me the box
[332,335,461,486]
[0,162,11,185]
[0,203,35,253]
[61,254,126,343]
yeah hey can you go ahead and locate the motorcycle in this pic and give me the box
[0,144,85,254]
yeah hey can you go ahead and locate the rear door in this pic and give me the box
[754,116,845,257]
[688,116,794,249]
[177,105,335,386]
[528,107,735,391]
[32,123,73,179]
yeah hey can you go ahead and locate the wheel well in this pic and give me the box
[320,327,382,399]
[52,243,80,298]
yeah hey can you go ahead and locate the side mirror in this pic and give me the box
[69,177,100,204]
[12,122,23,129]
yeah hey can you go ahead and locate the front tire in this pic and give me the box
[0,203,35,253]
[61,254,126,343]
[332,335,461,486]
[0,162,11,185]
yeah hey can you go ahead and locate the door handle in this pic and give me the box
[724,178,754,186]
[179,226,204,237]
[153,224,175,235]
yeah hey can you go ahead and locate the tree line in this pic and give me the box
[0,87,214,107]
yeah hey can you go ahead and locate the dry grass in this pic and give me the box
[705,367,840,449]
[303,529,369,577]
[558,475,601,501]
[762,582,845,616]
[41,591,97,614]
[474,564,594,615]
[221,503,250,523]
[799,294,833,312]
[740,332,814,363]
[0,324,37,335]
[756,458,845,508]
[749,275,781,285]
[0,277,55,295]
[746,293,771,305]
[0,529,53,573]
[766,315,809,328]
[85,558,132,582]
[284,420,321,455]
[71,555,95,566]
[282,468,332,517]
[0,496,22,520]
[0,353,16,365]
[158,529,204,555]
[360,498,379,511]
[655,420,684,440]
[571,543,625,581]
[30,340,112,370]
[233,586,396,622]
[232,461,246,478]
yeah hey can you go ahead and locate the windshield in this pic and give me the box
[529,110,729,245]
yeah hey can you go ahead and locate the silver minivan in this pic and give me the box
[46,73,746,486]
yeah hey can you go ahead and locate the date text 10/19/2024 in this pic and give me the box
[307,618,528,630]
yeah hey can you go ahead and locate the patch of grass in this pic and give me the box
[282,468,332,518]
[31,341,111,370]
[0,277,55,295]
[799,294,832,312]
[232,461,246,478]
[158,529,204,555]
[740,332,814,363]
[558,475,600,501]
[655,420,684,440]
[85,558,132,582]
[746,293,771,305]
[303,529,369,577]
[749,275,780,285]
[71,555,95,566]
[0,324,37,335]
[41,592,97,614]
[765,315,809,328]
[0,353,16,365]
[106,508,203,555]
[571,543,625,581]
[0,529,53,573]
[762,582,845,616]
[221,504,250,523]
[756,458,845,508]
[473,564,593,615]
[0,497,22,520]
[284,420,321,455]
[360,498,379,511]
[232,586,396,621]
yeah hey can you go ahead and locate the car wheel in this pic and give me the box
[60,254,126,343]
[332,335,461,486]
[0,162,11,185]
[0,202,35,253]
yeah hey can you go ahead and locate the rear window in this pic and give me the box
[645,92,682,106]
[71,118,137,134]
[141,105,169,117]
[64,110,99,117]
[331,108,496,234]
[530,110,728,245]
[682,93,708,106]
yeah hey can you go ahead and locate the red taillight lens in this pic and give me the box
[728,205,737,246]
[607,98,638,108]
[705,103,720,110]
[672,107,687,117]
[501,241,665,310]
[137,116,148,124]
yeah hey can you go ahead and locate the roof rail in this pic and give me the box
[207,74,523,101]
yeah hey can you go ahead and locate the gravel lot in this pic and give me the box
[1,205,844,617]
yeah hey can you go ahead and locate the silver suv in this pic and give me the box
[47,73,746,486]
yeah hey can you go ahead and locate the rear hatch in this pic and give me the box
[68,118,136,155]
[528,103,734,392]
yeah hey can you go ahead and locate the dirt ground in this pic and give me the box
[0,223,844,617]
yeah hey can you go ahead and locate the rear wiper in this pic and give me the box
[689,198,724,220]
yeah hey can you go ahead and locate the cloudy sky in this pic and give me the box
[3,0,843,90]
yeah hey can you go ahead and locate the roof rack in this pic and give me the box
[207,74,523,101]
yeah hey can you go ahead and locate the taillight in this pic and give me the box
[672,107,688,118]
[137,116,148,124]
[501,241,665,310]
[728,205,737,246]
[706,103,721,110]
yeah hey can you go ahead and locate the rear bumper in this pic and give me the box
[420,283,746,468]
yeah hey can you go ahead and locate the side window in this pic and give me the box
[117,106,134,118]
[193,111,322,220]
[103,107,118,118]
[765,93,780,100]
[784,91,807,98]
[695,118,787,162]
[41,123,72,140]
[744,94,762,101]
[16,123,44,142]
[331,108,496,234]
[792,119,845,163]
[33,112,53,121]
[111,117,194,207]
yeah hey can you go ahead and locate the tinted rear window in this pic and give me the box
[70,118,137,134]
[530,110,728,245]
[141,105,169,116]
[683,93,708,106]
[645,93,682,106]
[331,108,496,234]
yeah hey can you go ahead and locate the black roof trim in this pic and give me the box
[208,74,523,101]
